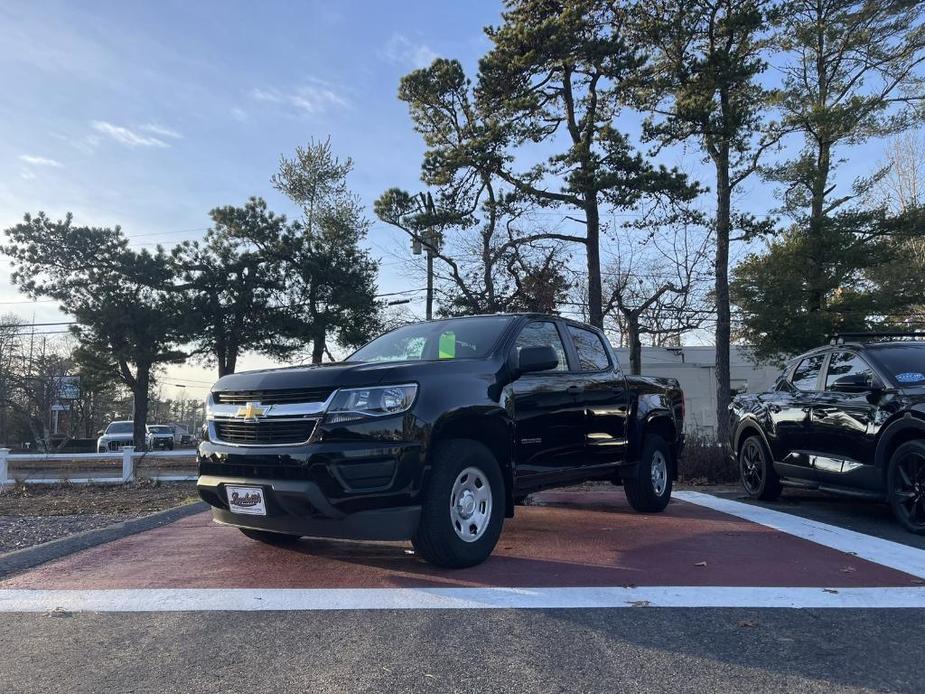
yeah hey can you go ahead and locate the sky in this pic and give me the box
[0,0,907,402]
[0,0,506,400]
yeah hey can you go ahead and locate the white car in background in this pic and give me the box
[96,421,135,453]
[146,424,175,450]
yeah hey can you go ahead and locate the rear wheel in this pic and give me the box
[888,440,925,535]
[739,435,781,500]
[412,439,504,568]
[624,434,673,513]
[239,528,302,545]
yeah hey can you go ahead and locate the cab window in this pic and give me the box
[514,321,568,372]
[825,352,873,389]
[567,325,612,372]
[790,354,825,392]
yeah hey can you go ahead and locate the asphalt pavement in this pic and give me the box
[1,487,923,693]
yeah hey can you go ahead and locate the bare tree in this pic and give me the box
[603,223,713,374]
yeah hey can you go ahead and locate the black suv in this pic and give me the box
[729,333,925,533]
[197,314,685,567]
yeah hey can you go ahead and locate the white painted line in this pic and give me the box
[674,491,925,580]
[0,586,923,612]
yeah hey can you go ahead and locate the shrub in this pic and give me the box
[678,435,738,485]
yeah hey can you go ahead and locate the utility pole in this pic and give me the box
[412,192,439,321]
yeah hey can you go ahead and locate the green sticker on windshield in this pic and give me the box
[438,331,456,359]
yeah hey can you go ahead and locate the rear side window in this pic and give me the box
[825,352,873,389]
[790,354,825,392]
[567,326,612,372]
[514,321,568,372]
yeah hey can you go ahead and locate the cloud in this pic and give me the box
[249,82,349,115]
[230,107,248,122]
[91,121,169,148]
[140,123,182,139]
[18,154,63,167]
[383,33,439,69]
[19,170,38,180]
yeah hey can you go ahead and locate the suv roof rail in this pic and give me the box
[829,331,925,345]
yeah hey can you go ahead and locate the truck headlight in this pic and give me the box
[325,384,417,423]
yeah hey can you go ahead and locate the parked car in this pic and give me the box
[96,421,135,453]
[729,332,925,534]
[146,425,175,450]
[197,313,685,567]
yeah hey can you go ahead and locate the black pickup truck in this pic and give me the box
[197,313,685,567]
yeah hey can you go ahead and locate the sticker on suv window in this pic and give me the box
[896,372,925,383]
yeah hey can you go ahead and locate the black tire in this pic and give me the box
[887,440,925,535]
[167,441,174,450]
[738,435,782,500]
[239,528,302,545]
[624,434,673,513]
[412,439,505,568]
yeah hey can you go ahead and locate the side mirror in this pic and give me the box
[516,345,559,375]
[96,430,103,437]
[831,373,878,393]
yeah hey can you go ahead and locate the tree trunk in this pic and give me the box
[806,140,831,314]
[312,329,326,364]
[626,313,642,375]
[132,364,150,451]
[585,194,603,328]
[714,148,732,444]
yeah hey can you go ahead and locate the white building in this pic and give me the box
[612,346,782,437]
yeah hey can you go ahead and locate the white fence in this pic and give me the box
[0,447,197,485]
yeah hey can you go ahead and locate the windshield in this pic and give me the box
[147,426,172,434]
[106,422,133,434]
[347,316,515,363]
[869,345,925,386]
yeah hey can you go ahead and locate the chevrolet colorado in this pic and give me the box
[197,314,685,567]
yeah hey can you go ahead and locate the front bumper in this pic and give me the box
[196,439,426,541]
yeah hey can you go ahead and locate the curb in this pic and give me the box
[0,501,209,579]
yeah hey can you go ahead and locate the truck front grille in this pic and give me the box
[213,418,318,445]
[212,388,334,405]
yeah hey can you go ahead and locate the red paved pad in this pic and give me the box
[2,491,918,589]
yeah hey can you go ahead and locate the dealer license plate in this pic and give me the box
[225,486,267,516]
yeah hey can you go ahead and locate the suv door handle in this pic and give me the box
[566,385,582,395]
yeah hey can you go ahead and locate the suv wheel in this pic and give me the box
[888,440,925,534]
[239,528,302,545]
[412,439,504,568]
[624,434,673,513]
[739,435,782,500]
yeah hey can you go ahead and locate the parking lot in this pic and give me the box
[1,487,923,692]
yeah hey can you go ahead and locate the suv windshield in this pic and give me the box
[106,422,133,434]
[347,316,515,363]
[869,345,925,386]
[148,426,171,434]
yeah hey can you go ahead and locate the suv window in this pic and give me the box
[514,321,568,371]
[825,352,873,389]
[790,354,825,392]
[567,325,611,372]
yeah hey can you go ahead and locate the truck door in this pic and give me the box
[565,324,630,468]
[509,320,586,482]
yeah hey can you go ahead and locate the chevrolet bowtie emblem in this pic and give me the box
[235,401,268,422]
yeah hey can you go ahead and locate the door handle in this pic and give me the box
[566,385,582,395]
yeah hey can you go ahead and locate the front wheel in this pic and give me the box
[412,439,504,568]
[888,440,925,534]
[739,435,781,501]
[624,434,673,513]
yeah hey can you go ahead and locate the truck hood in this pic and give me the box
[211,358,499,394]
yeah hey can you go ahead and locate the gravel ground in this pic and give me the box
[0,482,198,553]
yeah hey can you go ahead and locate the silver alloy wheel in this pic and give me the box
[651,451,668,496]
[450,466,492,542]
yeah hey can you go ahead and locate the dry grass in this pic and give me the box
[679,436,738,485]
